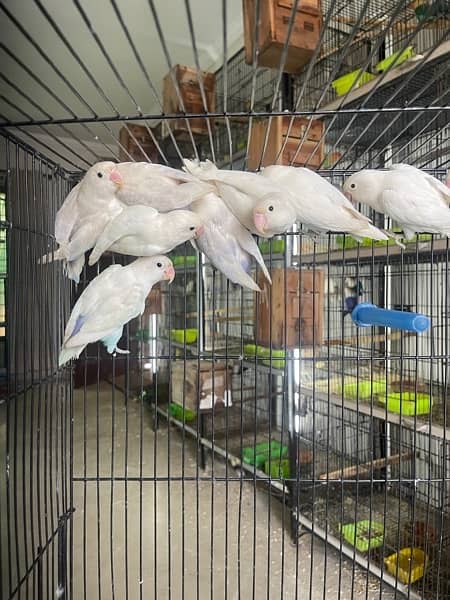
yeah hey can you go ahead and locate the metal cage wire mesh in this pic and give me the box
[0,0,449,599]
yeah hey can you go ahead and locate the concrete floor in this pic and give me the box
[71,383,397,599]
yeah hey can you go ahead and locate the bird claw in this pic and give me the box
[384,230,406,249]
[114,346,130,355]
[302,231,322,243]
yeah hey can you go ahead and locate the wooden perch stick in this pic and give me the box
[319,452,414,481]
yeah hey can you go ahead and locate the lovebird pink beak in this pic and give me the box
[195,224,205,237]
[109,167,123,188]
[164,265,175,283]
[253,211,267,234]
[343,191,354,204]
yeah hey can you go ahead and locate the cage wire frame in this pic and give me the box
[0,0,450,598]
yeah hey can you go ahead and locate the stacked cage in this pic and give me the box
[0,0,449,598]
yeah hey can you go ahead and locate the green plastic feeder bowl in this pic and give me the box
[331,69,376,96]
[375,46,415,72]
[170,328,198,344]
[379,392,432,416]
[342,380,387,400]
[258,239,286,255]
[341,520,385,552]
[172,255,196,267]
[168,402,196,423]
[264,458,290,479]
[242,441,288,470]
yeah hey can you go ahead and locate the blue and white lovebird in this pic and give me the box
[343,163,450,239]
[58,256,174,366]
[189,192,271,292]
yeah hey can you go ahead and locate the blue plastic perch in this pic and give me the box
[351,303,431,333]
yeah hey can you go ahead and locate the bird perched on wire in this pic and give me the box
[183,158,296,237]
[88,206,204,266]
[41,161,212,282]
[189,191,271,292]
[41,161,124,282]
[58,256,174,366]
[256,165,391,243]
[342,163,450,239]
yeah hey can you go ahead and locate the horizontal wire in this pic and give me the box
[257,0,301,170]
[2,106,448,130]
[67,352,450,362]
[108,0,180,164]
[71,475,450,484]
[147,0,199,160]
[184,0,216,163]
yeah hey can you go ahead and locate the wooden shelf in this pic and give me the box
[299,385,449,441]
[295,238,449,265]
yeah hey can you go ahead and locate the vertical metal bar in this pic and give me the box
[57,516,68,599]
[110,357,116,600]
[5,135,13,598]
[37,546,43,600]
[12,142,21,597]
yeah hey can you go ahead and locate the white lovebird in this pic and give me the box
[183,159,296,237]
[42,161,125,282]
[258,165,390,242]
[113,162,214,211]
[88,206,205,266]
[58,256,175,366]
[43,161,212,282]
[343,164,450,239]
[189,192,271,292]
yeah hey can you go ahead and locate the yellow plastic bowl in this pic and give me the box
[384,547,428,584]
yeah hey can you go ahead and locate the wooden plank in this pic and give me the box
[255,267,324,348]
[319,452,414,480]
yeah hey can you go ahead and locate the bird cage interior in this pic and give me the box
[0,0,449,599]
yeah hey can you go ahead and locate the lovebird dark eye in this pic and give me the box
[268,205,274,212]
[350,183,356,189]
[189,226,195,231]
[157,262,162,268]
[97,172,103,178]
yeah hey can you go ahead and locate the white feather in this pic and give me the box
[343,166,450,238]
[183,159,295,237]
[190,192,270,292]
[59,256,173,366]
[88,206,203,265]
[262,165,389,241]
